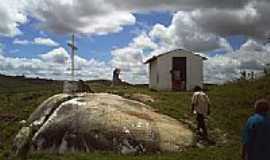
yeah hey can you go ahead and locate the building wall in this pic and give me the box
[149,60,158,89]
[149,50,204,91]
[156,54,170,90]
[189,55,203,90]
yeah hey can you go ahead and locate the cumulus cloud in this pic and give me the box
[1,0,270,40]
[0,0,137,36]
[110,32,156,84]
[109,0,249,11]
[28,0,136,35]
[33,37,59,47]
[1,0,270,84]
[13,38,30,45]
[129,1,270,41]
[204,39,270,83]
[189,2,270,40]
[132,32,157,50]
[0,47,112,80]
[39,47,68,64]
[13,37,59,47]
[149,11,233,53]
[1,0,270,41]
[109,7,270,84]
[0,0,27,37]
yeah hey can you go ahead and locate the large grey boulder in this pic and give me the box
[13,93,194,156]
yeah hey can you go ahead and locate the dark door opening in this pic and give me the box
[171,57,186,91]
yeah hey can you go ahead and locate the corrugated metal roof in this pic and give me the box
[144,48,208,64]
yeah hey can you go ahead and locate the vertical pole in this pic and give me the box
[71,33,75,81]
[68,33,77,81]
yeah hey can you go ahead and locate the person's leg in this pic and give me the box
[200,116,208,139]
[196,114,204,137]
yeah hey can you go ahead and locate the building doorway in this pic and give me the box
[171,57,186,91]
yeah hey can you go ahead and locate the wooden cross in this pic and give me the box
[68,33,78,80]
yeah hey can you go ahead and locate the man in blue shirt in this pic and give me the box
[242,99,270,160]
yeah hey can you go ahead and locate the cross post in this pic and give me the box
[68,33,78,80]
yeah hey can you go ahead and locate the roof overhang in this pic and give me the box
[144,56,157,64]
[144,49,208,64]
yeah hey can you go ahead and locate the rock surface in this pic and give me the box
[14,93,194,155]
[125,93,155,103]
[63,81,93,94]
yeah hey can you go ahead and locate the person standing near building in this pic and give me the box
[191,86,210,140]
[112,68,122,86]
[242,99,270,160]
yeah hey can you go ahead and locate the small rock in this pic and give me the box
[19,120,27,125]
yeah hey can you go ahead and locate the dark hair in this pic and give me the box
[255,99,270,113]
[193,86,202,92]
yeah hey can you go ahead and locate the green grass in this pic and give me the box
[1,74,270,160]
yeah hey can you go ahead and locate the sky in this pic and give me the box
[0,0,270,84]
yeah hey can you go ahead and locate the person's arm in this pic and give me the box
[192,103,195,113]
[241,118,252,160]
[206,94,211,115]
[241,144,247,160]
[191,94,196,113]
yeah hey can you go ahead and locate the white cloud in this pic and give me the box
[204,56,241,84]
[28,0,136,35]
[189,3,266,39]
[13,38,30,45]
[110,32,157,84]
[132,32,157,49]
[13,37,59,47]
[33,37,59,47]
[1,0,270,40]
[0,0,137,37]
[109,8,270,84]
[204,39,270,84]
[149,11,232,53]
[0,47,112,81]
[111,47,148,84]
[0,0,27,37]
[109,0,250,12]
[1,0,270,84]
[39,47,69,64]
[109,10,235,84]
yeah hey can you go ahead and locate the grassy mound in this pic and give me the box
[0,74,270,160]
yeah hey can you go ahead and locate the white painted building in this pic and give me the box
[144,49,207,91]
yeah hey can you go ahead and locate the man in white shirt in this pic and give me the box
[191,86,210,140]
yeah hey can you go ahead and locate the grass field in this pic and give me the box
[1,74,270,160]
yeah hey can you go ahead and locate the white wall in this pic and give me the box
[149,60,158,89]
[148,50,204,91]
[189,55,203,90]
[157,54,171,90]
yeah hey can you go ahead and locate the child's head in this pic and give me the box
[193,86,202,92]
[255,99,270,113]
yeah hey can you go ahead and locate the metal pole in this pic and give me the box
[71,33,75,81]
[67,33,78,81]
